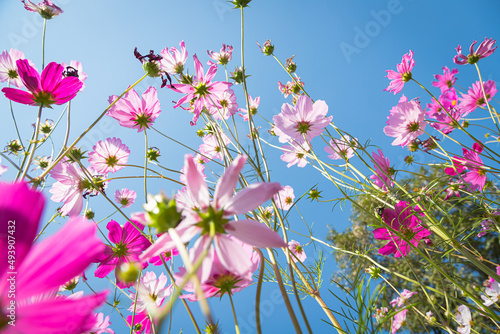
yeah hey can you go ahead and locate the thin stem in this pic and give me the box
[254,248,265,334]
[20,106,43,180]
[41,19,46,69]
[228,294,241,334]
[475,63,500,130]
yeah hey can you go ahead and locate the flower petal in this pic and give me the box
[225,219,287,248]
[224,182,282,216]
[214,155,247,209]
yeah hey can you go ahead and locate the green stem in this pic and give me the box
[41,19,46,70]
[228,293,241,334]
[254,248,265,334]
[474,63,500,131]
[20,106,43,181]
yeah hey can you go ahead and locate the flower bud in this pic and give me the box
[117,262,140,285]
[143,193,182,233]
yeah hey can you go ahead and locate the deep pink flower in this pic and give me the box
[384,50,414,95]
[280,141,310,168]
[140,155,286,280]
[171,55,232,125]
[94,220,151,288]
[0,182,107,333]
[238,95,260,121]
[2,60,82,107]
[160,41,188,75]
[373,201,431,257]
[325,136,356,161]
[274,185,295,210]
[454,37,497,65]
[369,149,394,191]
[88,137,130,174]
[432,66,458,92]
[115,188,137,208]
[126,312,154,334]
[207,44,234,66]
[107,86,161,132]
[445,143,487,192]
[61,60,87,91]
[273,95,332,143]
[426,89,463,134]
[0,49,32,88]
[22,0,63,19]
[208,89,238,120]
[384,95,426,147]
[458,80,497,116]
[148,248,179,266]
[288,240,307,263]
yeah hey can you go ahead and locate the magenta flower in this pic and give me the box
[445,143,487,192]
[384,95,426,147]
[384,50,414,94]
[280,141,310,168]
[274,185,295,210]
[0,182,107,333]
[453,37,497,65]
[426,89,463,134]
[126,312,154,334]
[325,136,356,161]
[288,240,307,263]
[149,248,179,266]
[238,95,260,121]
[88,137,130,174]
[458,80,497,116]
[115,188,137,208]
[370,149,394,191]
[0,49,32,88]
[373,201,431,257]
[160,41,188,75]
[2,60,82,107]
[61,60,87,91]
[171,55,232,125]
[140,155,286,280]
[432,66,459,92]
[22,0,63,19]
[273,95,332,144]
[207,44,234,66]
[94,220,151,288]
[107,86,161,132]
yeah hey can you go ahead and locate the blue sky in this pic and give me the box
[1,0,500,333]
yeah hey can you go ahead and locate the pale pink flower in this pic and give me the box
[274,185,295,210]
[0,156,7,177]
[373,202,430,257]
[207,44,234,66]
[369,149,394,191]
[432,66,459,92]
[278,78,304,98]
[390,289,418,307]
[198,132,231,161]
[22,0,63,19]
[128,271,172,316]
[88,137,130,174]
[280,141,310,168]
[384,95,426,147]
[115,188,137,208]
[175,186,198,212]
[0,49,31,88]
[84,313,114,334]
[0,182,107,334]
[444,180,463,200]
[209,88,238,120]
[288,240,307,262]
[482,280,500,306]
[140,155,286,281]
[373,307,388,323]
[160,41,188,75]
[454,37,497,65]
[61,60,87,91]
[238,95,260,121]
[459,80,497,116]
[384,50,414,94]
[107,86,161,132]
[273,95,332,143]
[2,60,82,107]
[171,55,232,125]
[325,136,356,161]
[391,309,407,333]
[180,159,206,184]
[456,305,472,334]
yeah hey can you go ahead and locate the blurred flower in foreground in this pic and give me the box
[453,37,497,65]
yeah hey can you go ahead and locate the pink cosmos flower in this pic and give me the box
[478,212,500,237]
[207,44,234,66]
[84,313,114,334]
[61,60,87,91]
[373,307,388,323]
[22,0,63,19]
[427,89,463,134]
[160,41,188,75]
[0,182,107,334]
[1,60,82,107]
[149,248,179,266]
[140,155,286,281]
[209,89,238,120]
[280,141,310,168]
[127,312,154,334]
[175,186,198,212]
[49,158,107,217]
[278,78,304,98]
[432,67,459,92]
[288,240,307,263]
[94,220,151,288]
[88,137,130,174]
[444,180,463,200]
[373,201,431,257]
[273,95,332,144]
[384,50,414,94]
[454,37,497,65]
[458,80,497,116]
[391,309,407,334]
[180,159,206,185]
[0,49,31,88]
[370,149,394,191]
[482,280,500,306]
[115,188,137,208]
[128,271,172,317]
[445,143,487,192]
[198,132,231,162]
[390,289,418,307]
[325,136,356,161]
[384,95,426,147]
[274,185,295,210]
[107,86,161,132]
[456,305,472,334]
[171,55,232,125]
[238,95,260,121]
